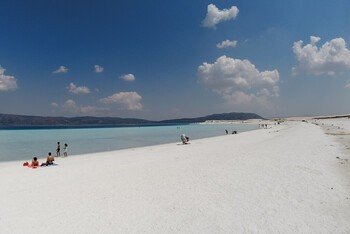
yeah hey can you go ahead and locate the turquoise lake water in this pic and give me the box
[0,124,258,162]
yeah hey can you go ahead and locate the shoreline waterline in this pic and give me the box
[1,128,263,166]
[0,123,259,163]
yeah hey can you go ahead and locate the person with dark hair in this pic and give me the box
[181,134,190,144]
[23,157,40,168]
[56,142,61,157]
[41,152,55,166]
[63,143,68,157]
[31,157,39,167]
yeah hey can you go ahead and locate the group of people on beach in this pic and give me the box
[23,142,69,168]
[225,129,237,134]
[55,142,68,157]
[259,124,269,129]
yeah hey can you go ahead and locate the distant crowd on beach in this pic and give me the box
[259,122,281,129]
[259,124,269,129]
[225,129,238,134]
[23,141,69,168]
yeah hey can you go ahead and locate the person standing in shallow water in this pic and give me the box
[63,143,68,157]
[56,142,60,157]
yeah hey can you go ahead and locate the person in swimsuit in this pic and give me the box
[32,157,39,167]
[63,143,68,157]
[181,134,190,144]
[41,152,55,166]
[23,157,39,168]
[56,142,60,157]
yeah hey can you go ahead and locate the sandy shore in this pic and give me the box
[0,121,349,233]
[200,119,270,125]
[314,118,350,156]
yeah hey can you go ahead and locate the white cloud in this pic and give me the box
[94,65,104,73]
[62,99,109,115]
[0,66,17,91]
[120,74,135,82]
[53,65,68,74]
[310,36,321,45]
[217,40,237,49]
[223,91,254,105]
[100,91,143,110]
[292,36,350,75]
[67,82,90,94]
[202,4,239,28]
[197,55,279,107]
[51,102,58,108]
[63,99,77,110]
[345,83,350,89]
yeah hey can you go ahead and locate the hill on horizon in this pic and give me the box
[0,112,264,127]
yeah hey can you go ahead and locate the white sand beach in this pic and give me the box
[0,120,349,233]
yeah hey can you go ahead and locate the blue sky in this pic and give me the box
[0,0,349,120]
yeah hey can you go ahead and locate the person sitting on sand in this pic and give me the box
[181,134,190,144]
[31,157,39,167]
[23,157,40,168]
[41,152,55,167]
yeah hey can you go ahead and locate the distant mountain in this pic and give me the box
[159,112,264,124]
[0,112,263,127]
[0,114,152,126]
